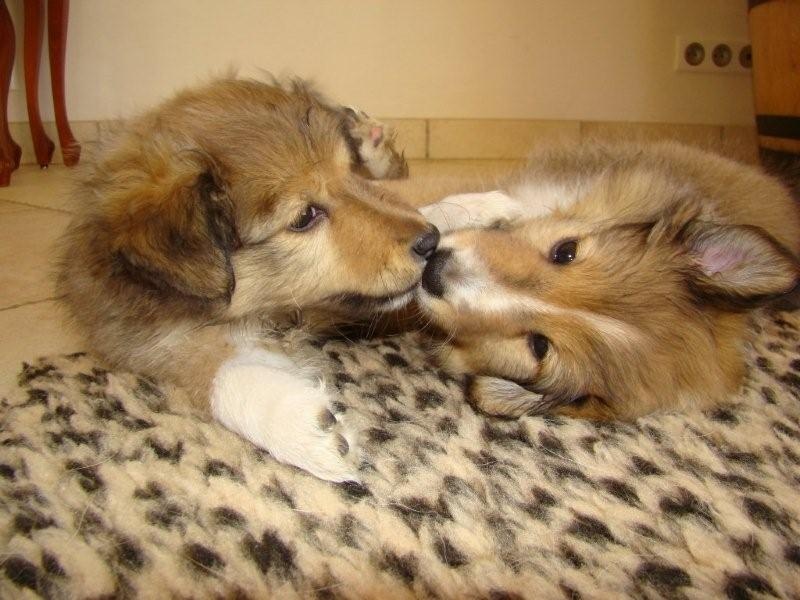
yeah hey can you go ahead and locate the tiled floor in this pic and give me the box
[0,166,81,393]
[0,159,519,395]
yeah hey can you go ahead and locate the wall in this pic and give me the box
[6,0,753,126]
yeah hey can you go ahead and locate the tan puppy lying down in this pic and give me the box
[57,78,439,481]
[417,142,800,421]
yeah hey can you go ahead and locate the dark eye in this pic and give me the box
[528,333,550,360]
[551,239,578,264]
[290,205,326,232]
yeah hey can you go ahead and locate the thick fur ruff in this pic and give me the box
[2,309,800,598]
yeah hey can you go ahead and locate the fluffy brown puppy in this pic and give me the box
[57,77,438,481]
[417,142,800,421]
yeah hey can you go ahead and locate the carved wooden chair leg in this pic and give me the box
[47,0,79,166]
[0,0,22,186]
[24,0,55,168]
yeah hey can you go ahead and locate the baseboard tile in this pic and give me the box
[7,119,757,165]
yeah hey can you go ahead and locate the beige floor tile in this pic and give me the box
[0,208,71,308]
[581,121,723,152]
[429,119,580,159]
[0,200,34,214]
[0,164,76,212]
[0,300,83,395]
[380,119,427,159]
[9,120,98,167]
[722,125,759,165]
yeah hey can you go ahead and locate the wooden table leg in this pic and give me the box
[47,0,79,166]
[0,0,22,186]
[25,0,55,168]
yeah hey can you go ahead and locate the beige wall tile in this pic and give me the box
[722,125,759,165]
[429,119,580,159]
[10,121,99,166]
[84,118,429,161]
[6,118,753,167]
[581,121,723,152]
[382,159,523,206]
[379,119,427,159]
[406,159,521,181]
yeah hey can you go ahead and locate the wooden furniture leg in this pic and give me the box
[0,0,22,186]
[47,0,79,166]
[24,0,55,168]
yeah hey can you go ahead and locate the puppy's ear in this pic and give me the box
[111,155,239,302]
[680,221,799,309]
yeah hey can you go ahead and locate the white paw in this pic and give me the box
[211,349,360,483]
[420,190,525,232]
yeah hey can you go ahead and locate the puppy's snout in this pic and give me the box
[412,226,440,260]
[421,249,451,297]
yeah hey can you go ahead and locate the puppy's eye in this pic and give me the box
[551,239,578,264]
[528,333,550,360]
[290,205,326,232]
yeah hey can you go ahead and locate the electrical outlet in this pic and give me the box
[674,36,752,75]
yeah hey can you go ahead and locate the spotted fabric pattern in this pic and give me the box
[2,311,800,599]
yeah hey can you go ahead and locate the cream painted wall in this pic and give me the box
[6,0,754,125]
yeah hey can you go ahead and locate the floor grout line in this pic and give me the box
[0,198,72,214]
[0,297,60,312]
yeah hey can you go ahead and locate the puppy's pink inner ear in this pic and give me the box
[686,223,798,306]
[370,126,384,147]
[697,245,749,277]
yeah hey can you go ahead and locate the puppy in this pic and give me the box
[417,142,800,421]
[57,77,439,481]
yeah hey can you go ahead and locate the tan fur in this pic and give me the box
[418,142,800,421]
[57,77,432,407]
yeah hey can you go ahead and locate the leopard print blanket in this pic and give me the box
[2,311,800,599]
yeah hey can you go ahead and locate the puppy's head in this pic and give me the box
[88,78,436,323]
[417,190,799,421]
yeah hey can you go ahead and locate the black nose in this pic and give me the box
[412,227,440,260]
[421,249,451,297]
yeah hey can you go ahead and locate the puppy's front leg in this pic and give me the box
[420,190,525,233]
[210,346,358,482]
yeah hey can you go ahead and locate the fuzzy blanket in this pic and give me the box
[2,311,800,599]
